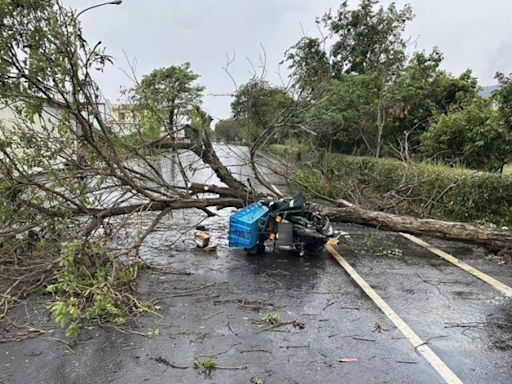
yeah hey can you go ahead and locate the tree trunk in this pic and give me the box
[375,99,384,158]
[315,204,512,250]
[149,138,247,196]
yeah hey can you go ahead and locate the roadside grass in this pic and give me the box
[504,164,512,175]
[268,144,512,227]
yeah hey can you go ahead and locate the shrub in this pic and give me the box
[269,146,512,226]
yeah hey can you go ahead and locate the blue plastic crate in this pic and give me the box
[229,202,269,248]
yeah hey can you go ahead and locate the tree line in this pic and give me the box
[215,0,512,173]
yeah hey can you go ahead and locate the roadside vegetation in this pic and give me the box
[215,0,512,227]
[269,144,512,227]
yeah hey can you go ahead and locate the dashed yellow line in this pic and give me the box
[400,233,512,298]
[326,242,464,384]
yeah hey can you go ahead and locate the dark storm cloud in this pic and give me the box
[66,0,512,120]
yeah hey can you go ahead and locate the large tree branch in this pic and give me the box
[316,204,512,250]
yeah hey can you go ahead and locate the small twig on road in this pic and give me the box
[203,310,223,320]
[352,336,376,342]
[413,335,449,353]
[151,356,188,369]
[216,365,248,371]
[227,321,238,336]
[279,344,310,349]
[323,300,338,311]
[240,349,270,354]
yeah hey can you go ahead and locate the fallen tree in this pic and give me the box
[316,204,512,251]
[1,0,511,339]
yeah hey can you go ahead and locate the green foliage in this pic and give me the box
[194,358,217,374]
[231,79,295,142]
[284,36,331,95]
[262,312,281,325]
[303,74,380,153]
[270,147,512,226]
[132,63,204,136]
[421,99,511,171]
[46,240,141,337]
[320,0,414,76]
[280,1,487,158]
[387,50,479,144]
[214,119,244,143]
[494,72,512,130]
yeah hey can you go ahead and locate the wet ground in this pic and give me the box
[1,146,511,383]
[1,211,511,384]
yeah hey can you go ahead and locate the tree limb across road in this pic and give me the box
[315,204,512,251]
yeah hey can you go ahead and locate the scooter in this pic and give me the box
[244,194,334,256]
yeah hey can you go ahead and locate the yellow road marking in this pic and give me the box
[400,233,512,298]
[326,243,464,384]
[334,197,511,297]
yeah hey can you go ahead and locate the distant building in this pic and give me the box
[107,103,139,135]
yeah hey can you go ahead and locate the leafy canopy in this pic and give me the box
[132,63,204,133]
[421,99,511,172]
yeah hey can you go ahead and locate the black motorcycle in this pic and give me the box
[245,194,334,256]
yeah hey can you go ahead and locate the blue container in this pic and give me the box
[229,202,269,248]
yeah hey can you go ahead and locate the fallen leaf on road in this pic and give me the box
[201,245,217,252]
[292,320,305,330]
[338,358,358,363]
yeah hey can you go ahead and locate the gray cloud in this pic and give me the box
[66,0,512,120]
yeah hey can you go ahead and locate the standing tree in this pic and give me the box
[284,36,331,98]
[494,72,512,133]
[231,79,295,143]
[214,118,245,143]
[131,63,205,140]
[285,0,414,157]
[420,98,511,172]
[385,49,479,157]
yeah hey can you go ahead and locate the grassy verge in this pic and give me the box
[268,144,512,227]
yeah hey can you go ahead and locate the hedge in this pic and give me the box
[268,144,512,227]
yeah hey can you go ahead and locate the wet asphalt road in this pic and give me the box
[1,146,511,383]
[2,214,511,384]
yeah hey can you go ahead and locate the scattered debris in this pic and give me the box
[194,358,217,374]
[372,322,389,333]
[494,248,512,265]
[194,358,247,374]
[292,320,305,330]
[262,313,281,325]
[201,245,217,253]
[237,299,275,311]
[227,321,238,336]
[352,336,376,342]
[240,349,270,354]
[279,344,310,349]
[195,225,208,231]
[194,231,210,248]
[203,310,223,320]
[151,356,188,369]
[377,247,403,257]
[338,357,358,363]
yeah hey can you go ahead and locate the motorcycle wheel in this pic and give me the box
[293,225,326,254]
[245,243,265,255]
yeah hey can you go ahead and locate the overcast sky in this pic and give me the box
[65,0,512,121]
